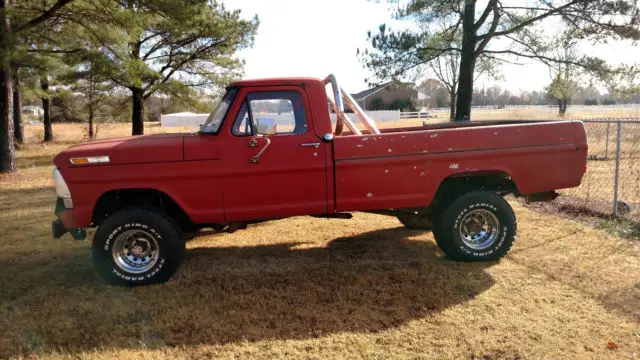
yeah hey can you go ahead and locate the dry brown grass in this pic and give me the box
[557,121,640,222]
[0,123,639,360]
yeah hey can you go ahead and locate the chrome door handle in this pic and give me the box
[300,142,320,148]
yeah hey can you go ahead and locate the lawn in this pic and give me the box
[0,123,638,359]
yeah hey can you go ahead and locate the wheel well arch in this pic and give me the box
[432,171,519,208]
[92,188,194,231]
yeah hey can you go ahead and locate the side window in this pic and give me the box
[231,102,252,136]
[248,91,307,135]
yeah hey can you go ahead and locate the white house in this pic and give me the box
[22,105,43,116]
[160,112,209,127]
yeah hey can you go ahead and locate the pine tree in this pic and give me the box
[0,0,75,173]
[362,0,640,121]
[75,0,258,135]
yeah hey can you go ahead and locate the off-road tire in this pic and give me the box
[92,207,185,286]
[435,191,516,261]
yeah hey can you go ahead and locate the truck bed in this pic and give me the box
[332,120,588,212]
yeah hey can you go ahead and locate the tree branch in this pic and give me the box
[482,49,613,75]
[503,34,553,67]
[390,48,454,78]
[474,0,495,30]
[474,0,500,57]
[27,48,84,54]
[478,0,583,39]
[57,14,124,61]
[15,0,75,32]
[143,39,227,95]
[480,53,524,65]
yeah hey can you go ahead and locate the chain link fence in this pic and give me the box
[559,119,640,222]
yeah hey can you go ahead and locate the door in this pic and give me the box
[222,86,329,221]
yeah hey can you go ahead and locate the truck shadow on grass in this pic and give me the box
[0,227,496,357]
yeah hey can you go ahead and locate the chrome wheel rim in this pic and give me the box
[111,230,160,274]
[459,209,500,250]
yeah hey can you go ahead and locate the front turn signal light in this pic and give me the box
[69,156,110,165]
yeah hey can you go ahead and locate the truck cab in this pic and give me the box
[52,75,587,286]
[186,78,335,221]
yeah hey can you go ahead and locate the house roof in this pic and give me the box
[351,81,417,101]
[350,81,394,101]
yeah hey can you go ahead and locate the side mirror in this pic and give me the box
[322,133,334,142]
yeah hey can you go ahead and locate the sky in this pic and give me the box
[225,0,640,94]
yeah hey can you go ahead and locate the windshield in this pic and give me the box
[200,87,238,133]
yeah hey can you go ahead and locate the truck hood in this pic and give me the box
[54,133,184,168]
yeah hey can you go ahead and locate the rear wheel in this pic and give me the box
[92,207,185,286]
[434,191,516,261]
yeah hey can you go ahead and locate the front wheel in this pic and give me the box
[435,191,516,261]
[92,207,185,286]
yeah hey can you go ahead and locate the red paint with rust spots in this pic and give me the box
[53,77,587,228]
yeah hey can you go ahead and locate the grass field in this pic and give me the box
[543,121,640,221]
[0,123,639,359]
[412,106,640,123]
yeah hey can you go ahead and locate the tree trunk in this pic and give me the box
[449,90,457,121]
[558,98,567,116]
[41,78,52,142]
[0,0,15,173]
[88,102,94,139]
[454,1,477,122]
[131,87,144,135]
[12,64,23,147]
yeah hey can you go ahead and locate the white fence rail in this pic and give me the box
[399,112,438,119]
[330,110,400,123]
[162,110,403,127]
[405,104,640,113]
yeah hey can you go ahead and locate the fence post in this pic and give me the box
[605,122,610,160]
[612,120,622,216]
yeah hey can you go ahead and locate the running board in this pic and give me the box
[311,213,353,219]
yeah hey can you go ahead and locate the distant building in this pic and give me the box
[351,82,418,111]
[161,112,208,127]
[22,105,44,116]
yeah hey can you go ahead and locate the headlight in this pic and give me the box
[52,168,73,208]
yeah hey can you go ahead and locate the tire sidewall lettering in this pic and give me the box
[452,201,511,258]
[102,222,166,282]
[111,258,165,282]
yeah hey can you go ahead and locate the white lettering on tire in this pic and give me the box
[453,202,509,257]
[104,222,164,282]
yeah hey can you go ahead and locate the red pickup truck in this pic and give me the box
[52,75,588,286]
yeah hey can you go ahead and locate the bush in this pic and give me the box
[388,98,415,111]
[368,97,386,110]
[602,99,617,105]
[51,93,85,123]
[584,99,598,106]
